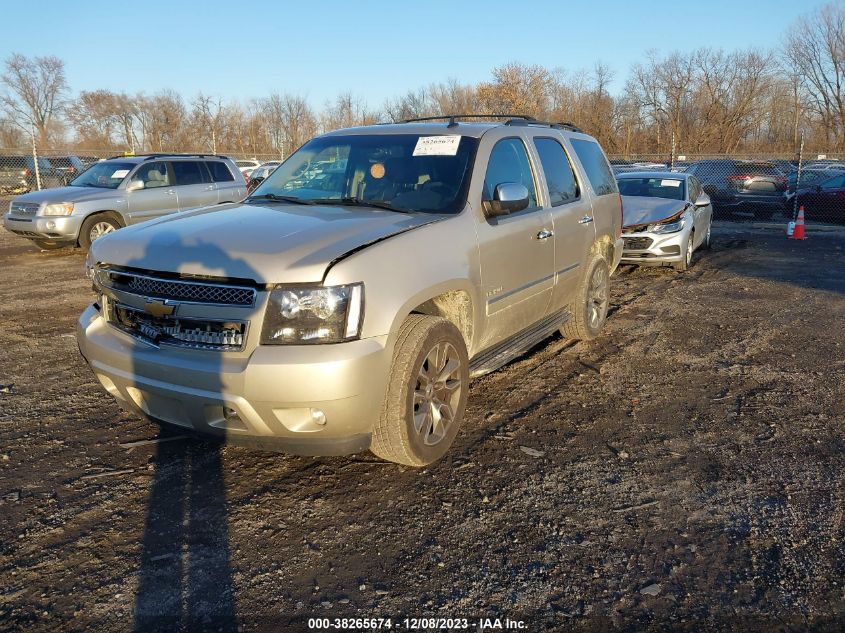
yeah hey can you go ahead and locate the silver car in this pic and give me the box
[617,171,713,271]
[3,154,246,251]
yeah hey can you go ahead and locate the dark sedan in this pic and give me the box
[685,159,788,219]
[790,172,845,223]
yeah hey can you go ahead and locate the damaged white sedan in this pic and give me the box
[617,171,713,271]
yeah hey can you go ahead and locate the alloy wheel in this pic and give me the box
[413,341,463,446]
[89,221,116,242]
[587,264,609,330]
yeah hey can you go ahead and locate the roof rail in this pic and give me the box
[106,153,231,161]
[396,114,583,133]
[399,114,537,128]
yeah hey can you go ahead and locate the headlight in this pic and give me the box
[41,202,74,216]
[648,218,685,234]
[261,283,363,344]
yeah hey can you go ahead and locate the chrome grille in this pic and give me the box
[95,268,256,307]
[10,202,39,216]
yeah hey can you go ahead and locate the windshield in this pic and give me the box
[251,133,479,214]
[70,161,135,189]
[618,177,686,201]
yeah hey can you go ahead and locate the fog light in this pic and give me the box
[46,221,56,230]
[224,406,240,421]
[310,408,327,425]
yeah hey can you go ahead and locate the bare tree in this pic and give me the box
[192,93,225,153]
[0,53,68,145]
[784,1,845,149]
[261,93,317,158]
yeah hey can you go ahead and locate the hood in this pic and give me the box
[13,186,119,204]
[90,201,444,283]
[622,195,688,228]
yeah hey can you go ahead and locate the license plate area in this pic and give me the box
[106,301,247,351]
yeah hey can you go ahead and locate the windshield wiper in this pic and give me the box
[246,193,317,205]
[332,197,410,213]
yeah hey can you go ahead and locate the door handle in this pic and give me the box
[206,185,215,190]
[578,215,594,224]
[536,229,554,240]
[165,189,175,195]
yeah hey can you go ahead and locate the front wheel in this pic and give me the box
[79,214,121,250]
[371,315,469,466]
[560,253,610,341]
[673,231,695,271]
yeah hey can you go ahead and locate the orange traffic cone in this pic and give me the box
[790,206,806,240]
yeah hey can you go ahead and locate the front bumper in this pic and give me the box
[620,229,687,265]
[77,304,392,455]
[3,213,84,242]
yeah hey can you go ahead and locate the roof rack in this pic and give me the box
[106,153,231,161]
[397,114,583,133]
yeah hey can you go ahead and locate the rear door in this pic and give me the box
[205,160,244,202]
[531,135,594,305]
[126,161,179,224]
[172,160,217,211]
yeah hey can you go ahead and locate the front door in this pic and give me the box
[126,161,179,224]
[474,137,555,351]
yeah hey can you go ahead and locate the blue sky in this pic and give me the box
[0,0,827,108]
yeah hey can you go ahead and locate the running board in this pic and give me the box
[468,310,571,378]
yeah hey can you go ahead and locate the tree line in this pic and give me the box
[2,2,845,158]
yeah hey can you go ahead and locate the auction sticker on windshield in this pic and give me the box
[660,179,682,187]
[111,170,130,179]
[413,135,461,156]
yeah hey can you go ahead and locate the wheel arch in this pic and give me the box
[390,281,477,354]
[76,210,125,246]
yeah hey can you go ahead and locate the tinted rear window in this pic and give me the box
[533,138,579,205]
[1,156,27,169]
[172,160,208,185]
[734,163,781,177]
[207,161,235,182]
[570,139,617,196]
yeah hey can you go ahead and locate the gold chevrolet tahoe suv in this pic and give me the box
[77,115,624,466]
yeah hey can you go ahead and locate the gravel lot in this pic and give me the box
[1,222,844,632]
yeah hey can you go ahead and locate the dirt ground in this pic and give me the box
[1,222,844,632]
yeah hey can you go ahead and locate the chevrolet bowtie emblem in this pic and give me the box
[144,300,176,318]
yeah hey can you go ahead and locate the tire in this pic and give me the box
[560,253,610,341]
[79,213,121,250]
[673,230,695,271]
[370,314,469,466]
[32,240,65,250]
[701,220,712,250]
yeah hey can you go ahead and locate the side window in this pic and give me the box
[822,175,845,189]
[533,137,580,206]
[133,162,171,188]
[172,160,208,186]
[483,138,538,210]
[689,177,701,201]
[569,138,617,196]
[207,161,235,182]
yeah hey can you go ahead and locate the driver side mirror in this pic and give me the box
[694,192,711,207]
[126,179,145,192]
[483,183,529,218]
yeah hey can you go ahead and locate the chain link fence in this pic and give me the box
[610,152,845,225]
[3,146,845,225]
